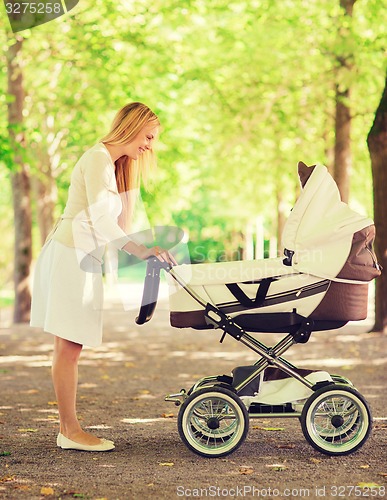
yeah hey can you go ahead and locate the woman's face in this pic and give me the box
[123,123,159,160]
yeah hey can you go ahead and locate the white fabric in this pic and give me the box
[30,240,103,347]
[168,268,329,319]
[281,164,373,280]
[51,142,131,254]
[169,257,297,287]
[30,142,133,347]
[240,371,332,406]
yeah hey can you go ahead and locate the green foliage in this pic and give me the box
[0,0,386,283]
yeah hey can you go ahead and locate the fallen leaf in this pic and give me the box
[40,486,54,496]
[47,401,58,406]
[0,451,11,456]
[357,482,382,488]
[14,485,31,491]
[161,413,174,418]
[239,466,254,475]
[0,475,15,483]
[18,428,38,433]
[159,462,174,467]
[310,458,322,464]
[359,465,370,469]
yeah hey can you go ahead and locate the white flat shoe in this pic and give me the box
[58,433,115,451]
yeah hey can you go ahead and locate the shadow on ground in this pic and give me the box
[0,288,386,499]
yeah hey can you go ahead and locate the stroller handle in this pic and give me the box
[135,257,172,325]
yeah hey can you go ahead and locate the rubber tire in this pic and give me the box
[300,384,372,456]
[177,386,249,458]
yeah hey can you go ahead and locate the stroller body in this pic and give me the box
[136,163,381,458]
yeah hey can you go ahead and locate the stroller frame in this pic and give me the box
[136,258,372,458]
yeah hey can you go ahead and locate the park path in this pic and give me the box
[0,283,386,499]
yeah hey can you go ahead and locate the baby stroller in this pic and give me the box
[135,162,381,458]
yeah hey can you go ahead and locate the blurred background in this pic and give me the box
[0,0,386,327]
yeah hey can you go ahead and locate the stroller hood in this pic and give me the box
[281,164,374,281]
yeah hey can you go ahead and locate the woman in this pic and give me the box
[30,102,175,451]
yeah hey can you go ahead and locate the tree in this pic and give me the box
[6,31,32,323]
[0,0,385,306]
[333,0,356,203]
[367,71,387,333]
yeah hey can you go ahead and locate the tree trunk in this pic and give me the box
[32,154,57,246]
[333,0,356,203]
[334,86,352,202]
[32,175,56,246]
[367,72,387,333]
[7,34,32,323]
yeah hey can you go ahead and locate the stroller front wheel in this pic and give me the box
[301,384,372,456]
[177,386,249,458]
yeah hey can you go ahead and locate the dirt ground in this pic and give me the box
[0,284,386,499]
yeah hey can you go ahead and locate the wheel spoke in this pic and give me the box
[178,387,249,457]
[301,385,371,456]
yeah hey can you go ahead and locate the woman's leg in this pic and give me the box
[52,336,102,445]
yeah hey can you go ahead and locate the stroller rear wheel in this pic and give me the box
[300,384,372,456]
[177,386,249,458]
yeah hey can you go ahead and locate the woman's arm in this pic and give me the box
[83,151,176,265]
[83,151,131,249]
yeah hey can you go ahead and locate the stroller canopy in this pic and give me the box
[281,164,374,281]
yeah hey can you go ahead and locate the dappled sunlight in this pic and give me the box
[37,409,59,414]
[25,360,52,367]
[86,425,113,429]
[0,355,50,366]
[364,394,382,399]
[93,341,123,350]
[170,350,256,362]
[295,357,387,368]
[80,351,128,361]
[79,382,98,389]
[22,343,53,353]
[121,417,176,424]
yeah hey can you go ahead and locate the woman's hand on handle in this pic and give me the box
[142,245,177,266]
[123,241,177,266]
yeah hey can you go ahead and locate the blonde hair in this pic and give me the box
[101,102,159,230]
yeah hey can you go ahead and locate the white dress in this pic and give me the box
[30,143,131,347]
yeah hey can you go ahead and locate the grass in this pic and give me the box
[0,291,13,308]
